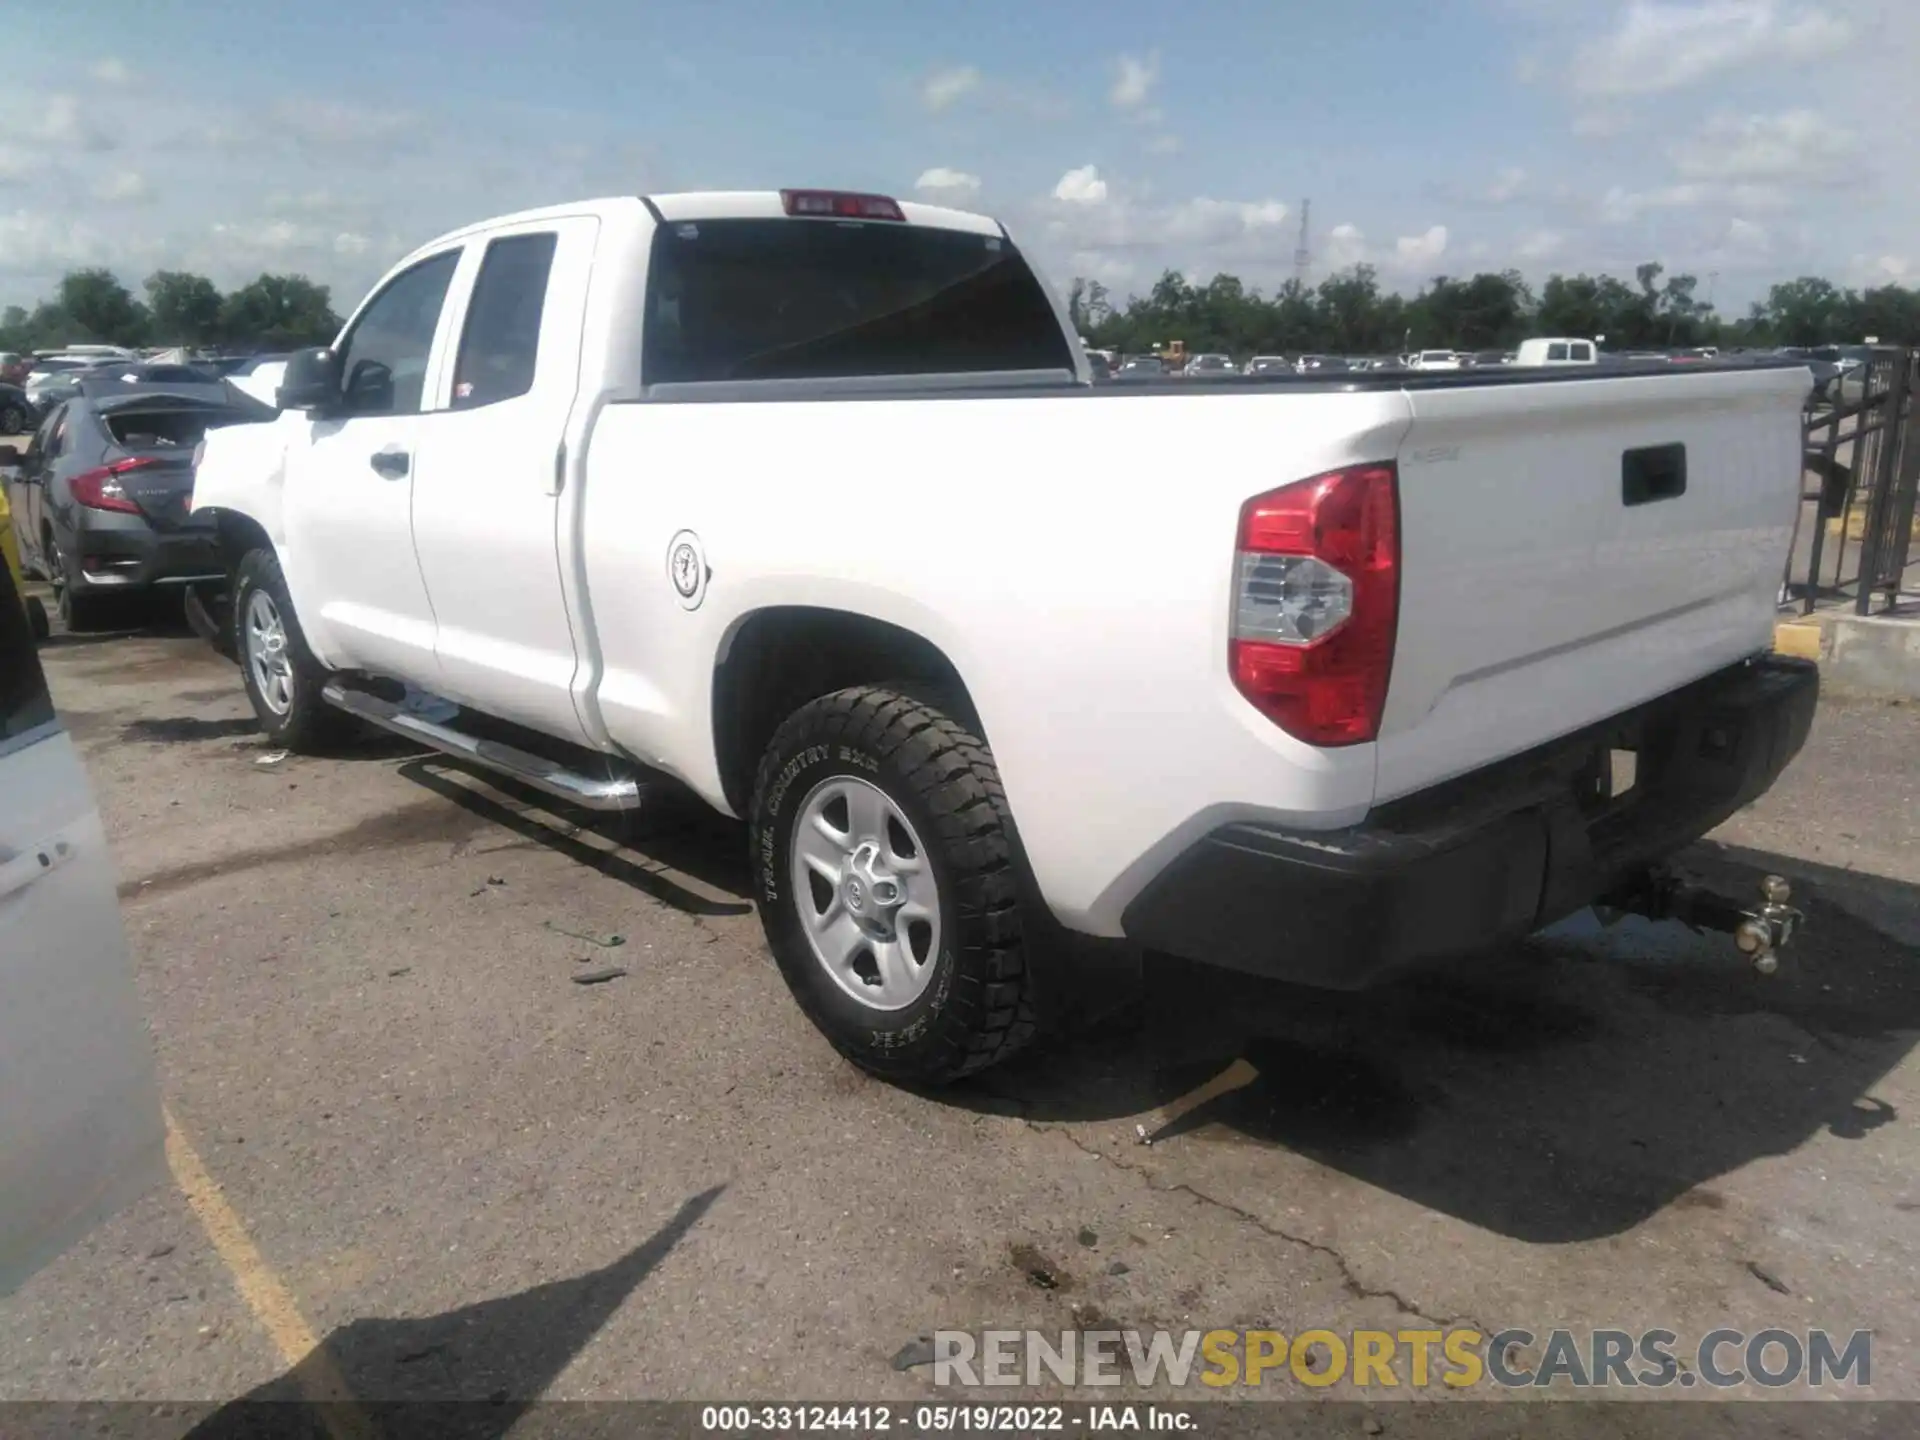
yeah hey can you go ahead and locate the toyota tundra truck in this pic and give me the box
[188,189,1819,1084]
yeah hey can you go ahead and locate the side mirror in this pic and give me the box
[274,347,343,413]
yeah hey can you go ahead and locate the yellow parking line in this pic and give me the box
[163,1104,378,1440]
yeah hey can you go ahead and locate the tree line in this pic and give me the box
[0,268,344,355]
[1072,263,1920,357]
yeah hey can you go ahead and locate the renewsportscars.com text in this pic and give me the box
[931,1327,1873,1390]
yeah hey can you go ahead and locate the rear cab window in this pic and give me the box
[453,232,559,409]
[641,217,1074,385]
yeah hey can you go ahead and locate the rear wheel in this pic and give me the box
[231,548,351,751]
[46,531,113,633]
[749,684,1036,1084]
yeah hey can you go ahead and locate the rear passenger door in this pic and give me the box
[409,217,599,744]
[0,558,165,1294]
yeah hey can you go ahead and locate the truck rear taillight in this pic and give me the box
[780,189,907,221]
[1230,463,1399,746]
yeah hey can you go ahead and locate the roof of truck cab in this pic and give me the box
[645,190,1003,236]
[402,191,1003,261]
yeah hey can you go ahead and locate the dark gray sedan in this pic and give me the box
[3,378,272,630]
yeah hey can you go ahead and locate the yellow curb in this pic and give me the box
[1773,620,1824,661]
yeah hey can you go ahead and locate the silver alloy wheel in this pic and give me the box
[790,775,942,1012]
[244,587,295,716]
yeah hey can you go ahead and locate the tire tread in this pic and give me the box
[752,683,1037,1081]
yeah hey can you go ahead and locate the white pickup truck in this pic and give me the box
[190,188,1819,1084]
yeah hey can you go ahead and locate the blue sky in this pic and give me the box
[3,0,1914,315]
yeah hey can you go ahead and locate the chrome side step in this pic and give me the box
[321,681,646,811]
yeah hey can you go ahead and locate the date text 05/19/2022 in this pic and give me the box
[699,1404,1199,1432]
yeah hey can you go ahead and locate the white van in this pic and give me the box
[1516,337,1599,366]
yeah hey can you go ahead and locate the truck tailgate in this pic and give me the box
[1375,365,1810,802]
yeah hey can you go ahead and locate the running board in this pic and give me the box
[321,681,647,811]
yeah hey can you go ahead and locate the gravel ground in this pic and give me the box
[2,597,1915,1436]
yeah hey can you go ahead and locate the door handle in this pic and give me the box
[370,448,411,479]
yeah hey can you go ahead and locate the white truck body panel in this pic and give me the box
[190,192,1815,949]
[1378,368,1806,801]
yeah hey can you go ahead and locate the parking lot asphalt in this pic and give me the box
[3,599,1917,1424]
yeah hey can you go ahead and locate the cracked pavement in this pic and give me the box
[2,610,1916,1421]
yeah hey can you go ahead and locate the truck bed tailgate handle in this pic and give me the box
[1622,443,1686,506]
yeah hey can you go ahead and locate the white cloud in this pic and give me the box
[1110,53,1159,110]
[1572,109,1634,139]
[0,144,43,183]
[1146,133,1181,156]
[90,57,131,84]
[914,166,982,198]
[1597,178,1795,222]
[13,94,116,152]
[1487,167,1528,202]
[1599,182,1705,221]
[1573,1,1854,97]
[1395,225,1449,268]
[920,65,981,113]
[1515,229,1566,261]
[93,171,152,204]
[1323,223,1368,270]
[1724,216,1771,252]
[333,232,372,257]
[1052,165,1108,205]
[1670,109,1855,183]
[0,212,121,280]
[264,100,417,152]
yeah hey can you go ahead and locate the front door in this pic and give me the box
[279,249,461,681]
[0,556,164,1294]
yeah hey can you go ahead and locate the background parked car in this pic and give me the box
[6,376,273,630]
[1183,352,1237,377]
[0,385,32,434]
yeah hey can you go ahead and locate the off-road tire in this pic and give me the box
[231,547,353,752]
[750,684,1037,1084]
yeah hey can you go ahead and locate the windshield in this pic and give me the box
[642,219,1074,384]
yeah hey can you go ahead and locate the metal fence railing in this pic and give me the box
[1787,346,1920,616]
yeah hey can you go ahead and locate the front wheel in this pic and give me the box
[0,403,25,434]
[749,684,1036,1084]
[231,548,352,751]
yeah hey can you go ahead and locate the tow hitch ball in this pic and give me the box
[1597,872,1804,975]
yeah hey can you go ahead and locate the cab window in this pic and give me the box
[335,251,460,416]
